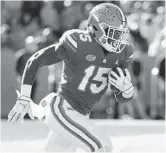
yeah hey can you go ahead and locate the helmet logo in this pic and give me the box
[86,55,96,61]
[95,8,116,20]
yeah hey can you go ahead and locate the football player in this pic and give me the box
[8,3,134,152]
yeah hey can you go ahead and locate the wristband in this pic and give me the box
[21,84,32,97]
[122,86,134,98]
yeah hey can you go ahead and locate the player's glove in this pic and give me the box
[7,90,34,124]
[108,67,134,98]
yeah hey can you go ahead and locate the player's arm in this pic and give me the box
[109,43,134,103]
[21,43,66,93]
[8,44,67,123]
[21,30,77,94]
[8,30,77,124]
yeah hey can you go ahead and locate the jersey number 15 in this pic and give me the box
[78,66,111,94]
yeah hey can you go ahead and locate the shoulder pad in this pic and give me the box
[60,29,78,51]
[59,29,90,52]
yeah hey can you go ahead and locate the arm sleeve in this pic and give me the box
[114,43,134,103]
[22,43,68,85]
[21,30,78,86]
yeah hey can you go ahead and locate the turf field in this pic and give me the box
[1,119,165,152]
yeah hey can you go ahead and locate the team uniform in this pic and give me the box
[8,3,135,152]
[46,29,133,152]
[57,29,133,115]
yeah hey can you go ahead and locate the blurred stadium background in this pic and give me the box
[1,0,165,152]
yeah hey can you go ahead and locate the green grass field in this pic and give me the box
[1,119,165,152]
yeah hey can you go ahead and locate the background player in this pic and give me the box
[8,3,134,152]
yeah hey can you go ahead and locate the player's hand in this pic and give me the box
[7,90,34,124]
[108,67,134,98]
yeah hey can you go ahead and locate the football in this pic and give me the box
[109,67,126,92]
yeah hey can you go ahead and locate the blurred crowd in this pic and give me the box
[1,1,165,120]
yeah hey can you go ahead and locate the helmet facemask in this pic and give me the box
[98,22,129,53]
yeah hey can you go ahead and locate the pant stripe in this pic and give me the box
[59,99,103,150]
[50,96,95,152]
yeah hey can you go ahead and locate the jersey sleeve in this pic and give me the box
[21,30,79,86]
[22,44,62,85]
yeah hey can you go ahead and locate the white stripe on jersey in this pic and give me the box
[53,96,99,151]
[66,35,77,49]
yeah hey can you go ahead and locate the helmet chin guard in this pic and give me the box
[99,22,129,53]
